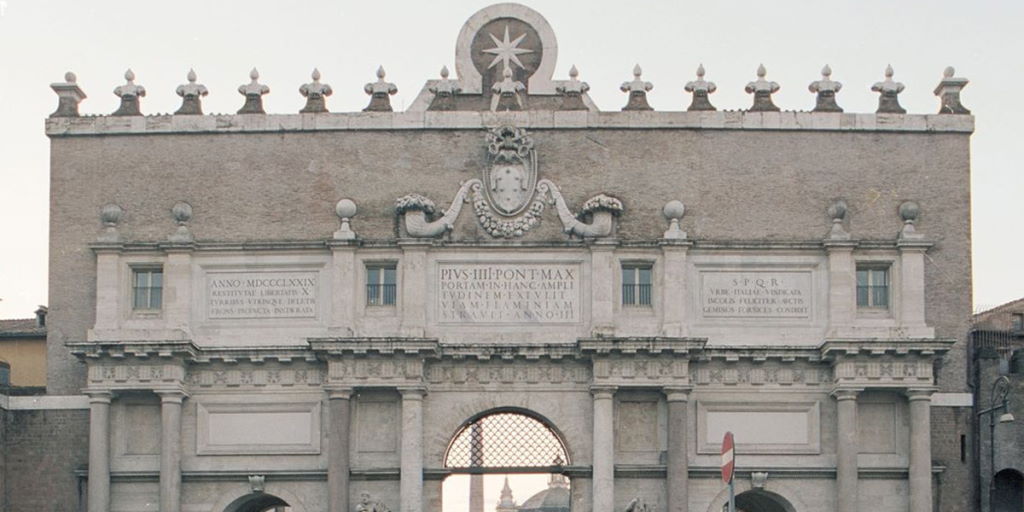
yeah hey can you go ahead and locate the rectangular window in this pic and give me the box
[366,264,397,306]
[132,267,163,310]
[622,264,653,307]
[856,266,889,308]
[1012,313,1024,331]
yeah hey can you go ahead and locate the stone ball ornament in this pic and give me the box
[899,200,920,223]
[335,198,357,220]
[663,200,685,221]
[171,201,193,225]
[828,199,848,221]
[100,203,124,226]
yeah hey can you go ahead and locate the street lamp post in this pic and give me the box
[978,375,1015,511]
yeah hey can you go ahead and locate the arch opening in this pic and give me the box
[223,493,291,512]
[733,489,796,512]
[994,468,1024,512]
[442,409,572,512]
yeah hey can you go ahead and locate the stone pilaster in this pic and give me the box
[907,388,935,512]
[898,240,933,336]
[93,249,120,331]
[660,241,691,337]
[664,387,690,512]
[86,390,112,512]
[400,387,426,512]
[832,388,861,512]
[591,385,616,512]
[590,241,617,336]
[164,248,192,334]
[328,243,357,334]
[327,388,353,512]
[399,241,429,336]
[824,241,856,336]
[158,390,186,512]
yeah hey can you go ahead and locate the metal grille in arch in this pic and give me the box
[444,412,568,469]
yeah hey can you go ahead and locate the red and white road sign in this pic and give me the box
[721,431,735,483]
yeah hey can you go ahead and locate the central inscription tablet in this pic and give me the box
[437,262,581,324]
[206,271,318,320]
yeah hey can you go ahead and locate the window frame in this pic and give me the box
[365,262,398,307]
[855,265,891,310]
[620,262,654,308]
[130,265,164,312]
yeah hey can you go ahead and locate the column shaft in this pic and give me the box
[592,387,615,512]
[665,390,689,512]
[400,388,425,512]
[908,390,933,512]
[834,390,860,512]
[328,390,352,512]
[159,392,185,512]
[87,392,112,512]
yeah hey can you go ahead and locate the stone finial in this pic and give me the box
[745,64,780,112]
[934,66,970,114]
[363,66,398,112]
[871,65,906,114]
[826,199,850,240]
[333,198,358,240]
[620,64,654,111]
[491,66,526,111]
[169,201,194,243]
[98,204,124,243]
[248,474,265,493]
[238,68,270,114]
[50,71,87,118]
[898,200,923,240]
[174,69,209,115]
[556,65,590,111]
[112,69,146,116]
[662,200,687,240]
[809,64,843,112]
[684,64,717,111]
[299,68,333,114]
[428,65,462,111]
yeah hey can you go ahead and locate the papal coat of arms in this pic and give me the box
[484,126,537,216]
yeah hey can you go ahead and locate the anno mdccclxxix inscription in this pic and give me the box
[438,263,581,324]
[206,271,318,319]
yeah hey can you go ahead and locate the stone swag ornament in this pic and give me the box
[395,126,623,239]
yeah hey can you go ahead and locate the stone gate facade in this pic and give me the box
[40,4,975,512]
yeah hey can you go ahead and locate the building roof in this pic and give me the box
[0,318,46,338]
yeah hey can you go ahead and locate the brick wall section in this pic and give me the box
[3,409,88,512]
[932,405,975,512]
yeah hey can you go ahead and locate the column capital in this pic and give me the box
[84,389,113,402]
[156,389,189,403]
[830,388,863,401]
[905,388,936,401]
[663,387,692,402]
[325,386,354,400]
[399,386,428,399]
[590,385,618,398]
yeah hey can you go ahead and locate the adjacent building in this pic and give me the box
[22,3,980,512]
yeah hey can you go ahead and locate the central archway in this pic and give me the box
[222,493,290,512]
[734,489,796,512]
[442,408,572,512]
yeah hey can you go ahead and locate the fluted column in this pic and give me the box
[327,388,353,512]
[87,390,112,512]
[400,387,426,512]
[158,390,186,512]
[591,386,616,512]
[907,389,934,512]
[664,388,690,512]
[833,388,861,512]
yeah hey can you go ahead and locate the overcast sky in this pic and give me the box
[0,0,1021,322]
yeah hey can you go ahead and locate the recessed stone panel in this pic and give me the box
[196,401,321,455]
[699,271,813,319]
[697,400,821,454]
[436,262,581,324]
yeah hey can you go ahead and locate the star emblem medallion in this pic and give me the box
[483,24,533,72]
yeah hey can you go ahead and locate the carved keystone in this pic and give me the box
[934,66,970,114]
[112,69,145,116]
[237,68,269,114]
[363,66,397,112]
[684,64,716,111]
[872,65,906,114]
[50,71,86,118]
[620,64,653,111]
[809,65,843,112]
[745,64,780,112]
[300,68,333,114]
[175,69,208,115]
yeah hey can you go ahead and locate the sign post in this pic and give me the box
[721,431,735,512]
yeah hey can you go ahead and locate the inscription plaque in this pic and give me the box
[700,271,812,319]
[206,271,318,319]
[437,263,580,324]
